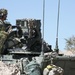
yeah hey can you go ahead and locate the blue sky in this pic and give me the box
[0,0,75,51]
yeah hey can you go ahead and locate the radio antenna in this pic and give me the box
[55,0,60,53]
[41,0,45,56]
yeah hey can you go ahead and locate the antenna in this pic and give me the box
[41,0,45,56]
[55,0,60,53]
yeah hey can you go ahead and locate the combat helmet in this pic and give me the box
[0,8,8,17]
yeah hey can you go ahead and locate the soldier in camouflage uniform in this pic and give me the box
[0,8,9,54]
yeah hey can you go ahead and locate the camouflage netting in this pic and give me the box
[0,61,20,75]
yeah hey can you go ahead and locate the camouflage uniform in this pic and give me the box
[0,19,8,53]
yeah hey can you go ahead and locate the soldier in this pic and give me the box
[0,8,11,54]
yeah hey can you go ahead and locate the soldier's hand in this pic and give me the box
[7,26,12,34]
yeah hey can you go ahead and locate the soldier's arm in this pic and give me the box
[0,20,4,30]
[1,31,9,35]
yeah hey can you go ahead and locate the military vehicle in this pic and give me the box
[0,18,75,75]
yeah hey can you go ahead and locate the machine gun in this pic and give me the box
[3,19,52,55]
